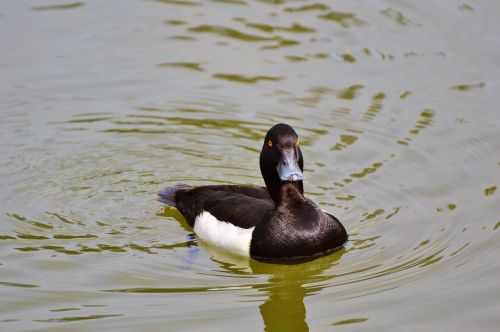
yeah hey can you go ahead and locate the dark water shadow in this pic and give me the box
[249,251,344,332]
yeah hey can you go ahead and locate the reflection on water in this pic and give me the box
[31,2,83,11]
[253,252,344,332]
[1,0,500,331]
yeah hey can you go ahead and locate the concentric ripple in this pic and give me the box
[1,0,499,331]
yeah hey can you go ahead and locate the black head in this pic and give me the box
[260,124,304,204]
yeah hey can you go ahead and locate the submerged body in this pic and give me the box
[159,124,348,263]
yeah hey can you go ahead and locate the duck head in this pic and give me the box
[260,123,305,205]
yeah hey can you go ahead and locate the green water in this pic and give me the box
[1,0,499,331]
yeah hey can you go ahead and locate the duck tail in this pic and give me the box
[157,184,191,207]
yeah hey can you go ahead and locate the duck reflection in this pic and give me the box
[258,272,310,332]
[206,242,345,332]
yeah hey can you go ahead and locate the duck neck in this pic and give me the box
[260,154,304,207]
[267,180,304,207]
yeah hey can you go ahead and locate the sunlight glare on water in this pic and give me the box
[0,0,499,331]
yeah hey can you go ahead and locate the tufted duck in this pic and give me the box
[158,123,348,263]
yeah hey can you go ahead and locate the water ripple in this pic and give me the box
[1,1,499,330]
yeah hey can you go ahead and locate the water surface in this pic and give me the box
[1,0,499,331]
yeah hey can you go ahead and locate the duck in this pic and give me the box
[158,123,348,263]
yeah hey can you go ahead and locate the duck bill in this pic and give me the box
[277,149,305,182]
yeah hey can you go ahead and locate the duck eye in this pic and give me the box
[296,138,300,145]
[267,140,273,148]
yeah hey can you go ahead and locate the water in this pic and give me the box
[1,0,499,330]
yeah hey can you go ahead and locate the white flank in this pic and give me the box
[194,211,254,257]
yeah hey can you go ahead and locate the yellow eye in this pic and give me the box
[267,140,273,148]
[296,138,300,145]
